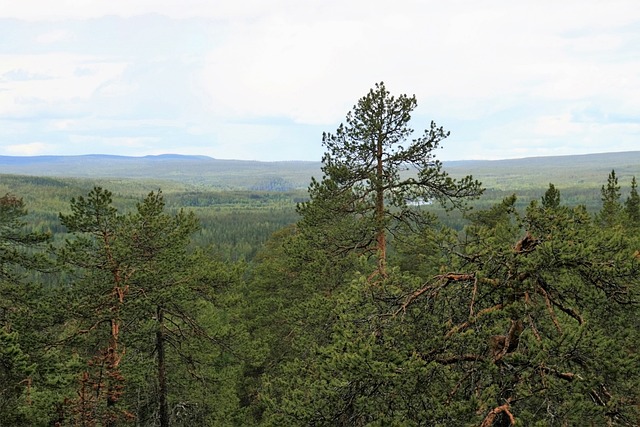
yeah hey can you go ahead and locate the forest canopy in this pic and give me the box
[0,84,638,426]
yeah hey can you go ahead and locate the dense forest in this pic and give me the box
[1,83,638,426]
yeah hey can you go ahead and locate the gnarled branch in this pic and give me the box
[480,401,516,427]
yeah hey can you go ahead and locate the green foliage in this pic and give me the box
[624,176,640,225]
[299,82,482,273]
[0,152,639,425]
[599,169,623,227]
[392,214,457,279]
[240,224,367,424]
[541,183,561,208]
[262,189,639,426]
[0,193,51,283]
[0,330,35,426]
[54,187,250,425]
[0,193,52,425]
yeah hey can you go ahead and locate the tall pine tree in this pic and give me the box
[298,82,482,276]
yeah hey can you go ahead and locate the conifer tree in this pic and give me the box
[624,176,640,225]
[599,169,622,226]
[57,188,227,426]
[58,187,131,425]
[120,190,200,427]
[541,183,561,208]
[298,82,482,276]
[267,194,640,426]
[0,193,51,285]
[0,194,50,424]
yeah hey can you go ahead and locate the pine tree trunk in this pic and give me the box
[157,306,169,427]
[105,318,122,427]
[375,134,386,276]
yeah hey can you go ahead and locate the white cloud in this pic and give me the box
[36,29,73,44]
[5,142,52,155]
[0,0,638,160]
[534,113,583,137]
[0,54,128,117]
[199,0,640,128]
[69,135,159,148]
[0,0,295,21]
[200,16,371,124]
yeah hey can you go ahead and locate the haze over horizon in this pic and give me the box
[1,149,640,164]
[1,1,639,162]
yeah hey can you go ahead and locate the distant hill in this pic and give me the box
[0,154,322,190]
[443,151,640,190]
[0,151,639,191]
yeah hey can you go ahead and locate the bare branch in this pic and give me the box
[479,402,516,427]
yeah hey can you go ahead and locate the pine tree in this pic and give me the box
[121,190,200,427]
[59,187,239,426]
[624,176,640,225]
[298,82,482,276]
[599,169,622,227]
[0,194,50,424]
[267,194,640,426]
[58,187,131,425]
[541,183,561,208]
[0,193,51,285]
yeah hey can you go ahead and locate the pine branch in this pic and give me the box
[479,401,516,427]
[445,303,505,339]
[396,273,476,315]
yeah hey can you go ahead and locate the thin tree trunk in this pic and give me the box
[104,235,126,427]
[375,134,386,276]
[105,318,121,427]
[157,306,169,427]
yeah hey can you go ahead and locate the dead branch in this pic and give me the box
[514,231,539,254]
[536,285,562,333]
[507,360,581,383]
[589,384,612,407]
[590,389,606,406]
[536,281,583,325]
[492,319,524,362]
[537,365,579,382]
[527,314,542,342]
[470,276,479,316]
[548,296,583,325]
[479,401,516,427]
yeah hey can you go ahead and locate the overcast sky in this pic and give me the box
[1,1,638,161]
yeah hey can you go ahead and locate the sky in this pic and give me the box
[0,1,639,162]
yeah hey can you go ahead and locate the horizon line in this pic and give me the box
[0,149,639,163]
